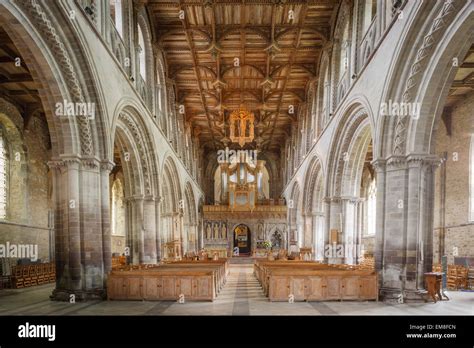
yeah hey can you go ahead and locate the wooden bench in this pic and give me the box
[267,268,378,302]
[158,264,225,294]
[108,268,216,301]
[254,260,378,301]
[107,259,229,302]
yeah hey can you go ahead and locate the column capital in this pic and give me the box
[386,155,407,170]
[323,196,341,203]
[406,154,442,169]
[340,196,360,204]
[124,195,145,203]
[100,160,115,172]
[371,158,386,172]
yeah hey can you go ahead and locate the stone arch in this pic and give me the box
[302,156,326,258]
[327,101,374,197]
[303,157,325,214]
[379,1,473,158]
[112,103,159,197]
[111,103,160,264]
[0,2,106,158]
[0,2,112,300]
[326,101,374,264]
[160,155,184,258]
[183,182,198,253]
[288,180,302,248]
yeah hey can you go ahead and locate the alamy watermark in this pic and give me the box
[324,243,363,259]
[380,100,421,119]
[0,241,38,261]
[217,147,257,164]
[55,99,95,120]
[18,322,55,342]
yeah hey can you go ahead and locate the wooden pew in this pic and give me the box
[108,268,216,301]
[254,260,378,301]
[267,268,378,302]
[107,259,229,302]
[158,264,225,295]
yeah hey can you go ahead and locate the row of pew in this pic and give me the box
[11,263,56,288]
[254,260,378,302]
[107,259,229,301]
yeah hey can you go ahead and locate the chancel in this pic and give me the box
[0,0,472,317]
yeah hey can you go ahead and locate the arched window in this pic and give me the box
[137,23,146,81]
[110,0,124,37]
[470,135,474,222]
[0,126,8,219]
[367,178,376,236]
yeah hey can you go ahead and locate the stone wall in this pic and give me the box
[0,100,52,262]
[433,94,474,264]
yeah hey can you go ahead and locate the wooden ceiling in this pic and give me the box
[0,26,44,120]
[148,0,338,153]
[446,44,474,107]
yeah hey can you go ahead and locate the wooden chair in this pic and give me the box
[22,266,31,287]
[11,266,23,289]
[468,268,474,290]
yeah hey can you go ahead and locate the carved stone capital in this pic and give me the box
[371,159,386,172]
[100,160,115,172]
[386,155,407,170]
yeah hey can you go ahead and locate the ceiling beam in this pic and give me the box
[179,1,218,150]
[264,3,308,150]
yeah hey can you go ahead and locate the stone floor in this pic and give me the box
[0,264,473,315]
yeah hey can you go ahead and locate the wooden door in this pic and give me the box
[341,276,360,300]
[306,276,326,301]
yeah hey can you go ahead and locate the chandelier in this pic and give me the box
[229,108,255,147]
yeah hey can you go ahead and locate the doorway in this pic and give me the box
[233,224,251,256]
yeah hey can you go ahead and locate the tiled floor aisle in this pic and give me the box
[0,264,473,315]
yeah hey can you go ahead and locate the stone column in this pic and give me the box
[378,155,440,301]
[341,196,359,265]
[125,195,144,265]
[355,198,365,263]
[197,217,203,250]
[155,196,162,261]
[373,159,386,277]
[326,196,342,264]
[312,212,325,261]
[143,195,157,263]
[303,212,313,247]
[48,156,108,301]
[100,160,114,286]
